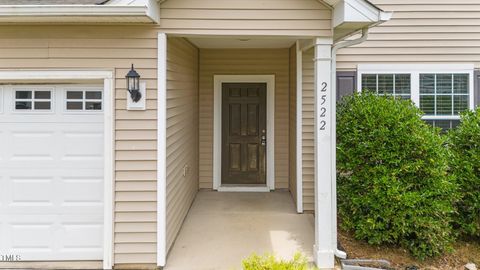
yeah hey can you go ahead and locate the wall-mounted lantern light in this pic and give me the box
[126,64,142,103]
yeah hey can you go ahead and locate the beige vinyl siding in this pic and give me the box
[302,48,315,211]
[0,25,158,266]
[337,0,480,70]
[165,37,199,252]
[159,0,331,37]
[288,45,297,204]
[198,49,290,189]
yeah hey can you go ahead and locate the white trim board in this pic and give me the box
[213,75,275,192]
[157,32,167,268]
[295,41,303,213]
[0,69,115,270]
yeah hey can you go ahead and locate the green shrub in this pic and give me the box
[336,92,458,259]
[447,108,480,237]
[242,253,315,270]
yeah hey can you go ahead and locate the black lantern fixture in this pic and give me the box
[126,64,142,103]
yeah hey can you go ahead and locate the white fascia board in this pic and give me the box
[0,4,159,23]
[107,0,160,22]
[332,0,392,27]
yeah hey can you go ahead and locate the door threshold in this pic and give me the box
[217,185,271,192]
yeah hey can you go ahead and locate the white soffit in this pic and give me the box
[0,0,160,24]
[188,37,297,49]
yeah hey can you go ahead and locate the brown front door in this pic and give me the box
[221,83,267,185]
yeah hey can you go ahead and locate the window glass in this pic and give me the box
[454,74,469,94]
[15,101,32,110]
[85,91,102,100]
[419,73,469,116]
[15,90,51,111]
[425,119,461,132]
[395,74,410,95]
[360,67,473,131]
[66,90,102,111]
[35,91,51,99]
[67,101,83,110]
[420,74,435,94]
[35,101,51,110]
[378,74,394,95]
[16,91,32,99]
[361,74,411,99]
[67,91,83,99]
[86,102,102,110]
[361,74,377,92]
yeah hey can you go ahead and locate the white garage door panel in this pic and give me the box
[0,85,104,261]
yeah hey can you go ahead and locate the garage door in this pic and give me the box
[0,85,104,261]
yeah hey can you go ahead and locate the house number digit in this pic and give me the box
[319,120,326,130]
[321,82,327,92]
[319,82,328,131]
[320,107,326,117]
[321,95,326,105]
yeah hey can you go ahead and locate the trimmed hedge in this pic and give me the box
[448,108,480,237]
[336,93,458,259]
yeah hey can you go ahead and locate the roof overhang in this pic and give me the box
[0,0,160,24]
[323,0,393,41]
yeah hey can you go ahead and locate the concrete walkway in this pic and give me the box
[164,191,315,270]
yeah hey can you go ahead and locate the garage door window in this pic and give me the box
[66,90,102,111]
[15,90,52,111]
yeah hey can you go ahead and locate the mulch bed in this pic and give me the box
[337,230,480,270]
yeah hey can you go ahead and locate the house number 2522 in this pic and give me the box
[319,82,327,131]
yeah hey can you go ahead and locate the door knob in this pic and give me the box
[261,135,266,146]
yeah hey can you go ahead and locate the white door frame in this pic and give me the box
[0,69,115,270]
[213,75,275,192]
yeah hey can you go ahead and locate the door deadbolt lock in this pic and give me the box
[261,135,266,146]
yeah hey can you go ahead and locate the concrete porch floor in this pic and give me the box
[164,190,315,270]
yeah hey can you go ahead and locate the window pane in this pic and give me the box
[454,95,469,114]
[34,91,51,99]
[67,101,83,110]
[395,74,411,94]
[362,74,377,92]
[85,91,102,100]
[15,91,32,99]
[378,74,394,95]
[420,74,435,94]
[67,91,83,99]
[34,101,51,110]
[437,74,453,94]
[424,120,434,126]
[420,95,435,115]
[398,94,411,100]
[435,120,453,131]
[453,74,469,94]
[15,101,32,110]
[451,120,461,129]
[85,101,102,110]
[437,95,452,115]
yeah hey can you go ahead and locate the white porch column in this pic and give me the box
[313,37,335,269]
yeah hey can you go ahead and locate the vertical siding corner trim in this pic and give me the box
[157,32,167,268]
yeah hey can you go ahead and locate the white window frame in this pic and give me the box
[357,64,475,120]
[64,87,104,113]
[13,87,54,113]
